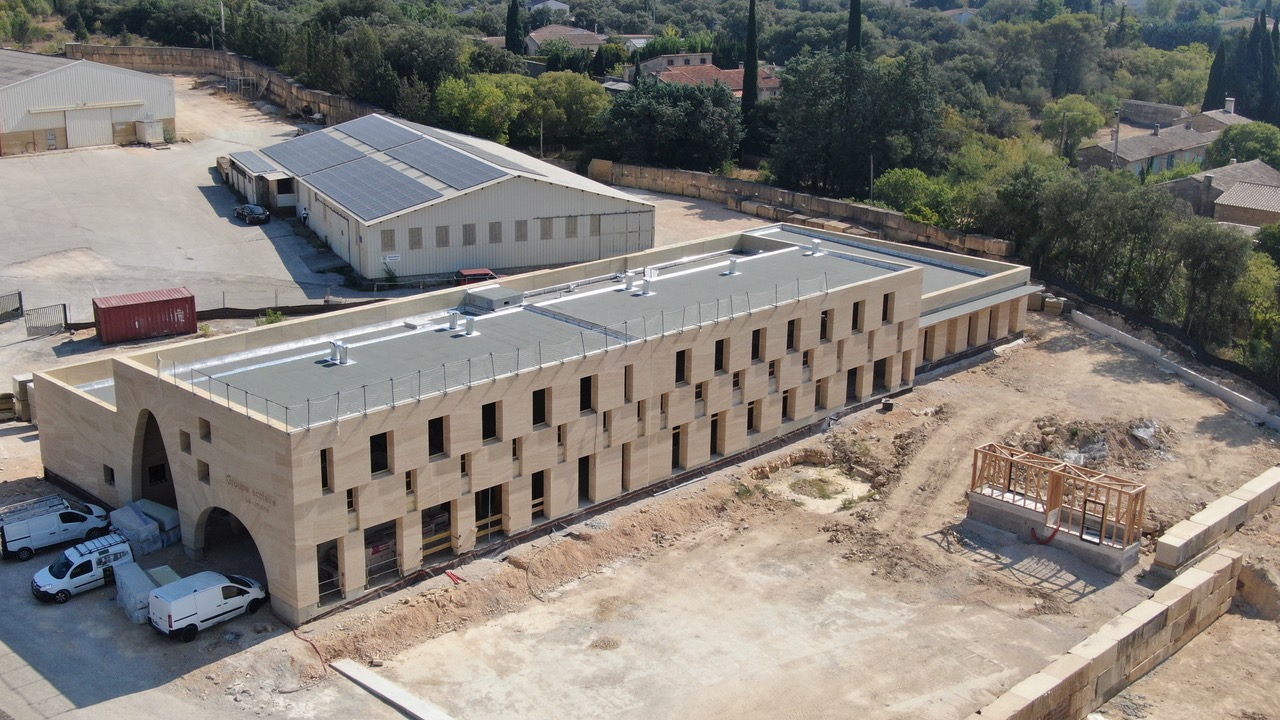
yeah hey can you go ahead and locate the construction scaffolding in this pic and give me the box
[971,443,1147,549]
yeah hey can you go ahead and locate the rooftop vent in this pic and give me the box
[448,311,461,330]
[465,316,478,336]
[328,340,352,365]
[462,285,525,313]
[721,257,740,276]
[637,278,655,296]
[625,272,637,291]
[806,239,823,256]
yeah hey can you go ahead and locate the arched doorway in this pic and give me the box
[192,506,268,587]
[133,410,176,506]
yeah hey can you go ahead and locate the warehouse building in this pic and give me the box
[0,48,173,155]
[33,224,1035,624]
[226,113,655,279]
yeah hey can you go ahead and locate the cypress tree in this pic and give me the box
[847,0,862,53]
[505,0,523,55]
[742,0,759,123]
[1204,42,1228,111]
[1264,16,1279,123]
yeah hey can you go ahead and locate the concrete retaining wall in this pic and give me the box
[587,160,1016,260]
[1155,467,1280,573]
[966,548,1243,720]
[63,43,380,124]
[965,493,1140,575]
[1071,311,1280,432]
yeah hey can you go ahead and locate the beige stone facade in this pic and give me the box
[33,225,1034,624]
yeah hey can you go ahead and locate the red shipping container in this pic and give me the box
[93,287,197,345]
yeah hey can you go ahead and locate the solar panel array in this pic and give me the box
[407,122,545,177]
[306,157,443,222]
[337,114,419,151]
[387,139,509,190]
[229,151,279,175]
[260,132,365,177]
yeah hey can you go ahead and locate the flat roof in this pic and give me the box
[75,226,1025,424]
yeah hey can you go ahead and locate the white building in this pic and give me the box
[0,48,174,155]
[227,114,655,279]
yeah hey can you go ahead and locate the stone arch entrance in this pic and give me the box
[131,410,176,506]
[191,506,268,590]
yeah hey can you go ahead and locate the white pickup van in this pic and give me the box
[31,533,134,603]
[148,571,268,642]
[0,496,110,561]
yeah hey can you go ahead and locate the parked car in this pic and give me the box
[148,571,268,642]
[32,533,134,603]
[0,495,110,561]
[233,204,270,225]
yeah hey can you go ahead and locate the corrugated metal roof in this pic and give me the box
[92,287,194,309]
[0,49,75,89]
[1214,181,1280,213]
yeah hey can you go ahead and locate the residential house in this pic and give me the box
[941,7,978,24]
[525,24,603,55]
[1077,124,1219,176]
[1120,99,1188,129]
[1184,98,1253,133]
[1213,182,1280,226]
[1154,159,1280,215]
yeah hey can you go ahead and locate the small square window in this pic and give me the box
[408,227,424,250]
[197,460,210,485]
[103,465,115,487]
[346,488,356,512]
[463,224,477,246]
[179,430,191,454]
[489,221,502,244]
[540,217,554,240]
[380,229,395,252]
[565,216,578,238]
[435,225,450,248]
[515,219,529,242]
[198,418,211,442]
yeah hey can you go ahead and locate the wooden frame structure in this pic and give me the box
[971,443,1146,548]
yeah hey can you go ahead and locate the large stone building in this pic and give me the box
[33,225,1036,624]
[0,48,174,155]
[226,113,655,280]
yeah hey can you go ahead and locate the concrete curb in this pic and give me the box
[329,658,453,720]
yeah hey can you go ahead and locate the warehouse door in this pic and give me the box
[65,107,114,148]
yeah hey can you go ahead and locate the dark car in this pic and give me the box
[234,204,271,225]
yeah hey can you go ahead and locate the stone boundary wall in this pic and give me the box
[1071,311,1280,432]
[1155,468,1280,573]
[965,548,1243,720]
[587,159,1016,259]
[63,43,380,124]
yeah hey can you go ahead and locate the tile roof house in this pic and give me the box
[1077,124,1219,176]
[1213,181,1280,226]
[653,62,782,100]
[1120,99,1188,129]
[1154,159,1280,215]
[525,24,604,55]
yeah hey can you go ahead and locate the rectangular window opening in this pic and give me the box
[751,328,764,361]
[428,417,446,457]
[675,349,689,385]
[786,319,798,351]
[481,401,499,441]
[370,432,390,475]
[532,388,549,426]
[179,430,191,454]
[103,465,115,487]
[624,365,634,402]
[488,221,502,244]
[515,219,529,242]
[198,418,211,442]
[882,293,895,324]
[320,448,333,493]
[580,375,596,413]
[714,338,727,373]
[852,301,865,332]
[197,460,210,485]
[463,223,477,246]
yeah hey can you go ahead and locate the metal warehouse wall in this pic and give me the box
[303,176,656,278]
[0,61,174,134]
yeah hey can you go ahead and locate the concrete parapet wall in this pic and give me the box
[966,549,1243,720]
[589,160,1016,259]
[63,43,380,124]
[1155,467,1280,572]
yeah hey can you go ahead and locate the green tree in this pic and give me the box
[523,71,609,144]
[395,75,432,124]
[433,75,526,143]
[595,79,744,171]
[1037,13,1104,97]
[1039,94,1104,158]
[847,0,862,52]
[742,0,759,130]
[1206,122,1280,168]
[1176,219,1252,345]
[10,6,33,44]
[505,0,523,54]
[1203,41,1228,111]
[343,24,399,109]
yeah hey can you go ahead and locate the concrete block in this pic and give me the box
[1123,650,1165,684]
[1007,672,1073,719]
[1229,487,1267,518]
[1069,634,1119,679]
[1189,496,1247,540]
[1169,567,1215,607]
[1151,580,1195,619]
[1239,467,1280,507]
[1040,653,1092,696]
[969,691,1034,720]
[1044,298,1064,315]
[1193,551,1236,592]
[1216,548,1244,577]
[1097,614,1144,666]
[1027,293,1044,311]
[1154,520,1209,569]
[1094,661,1125,702]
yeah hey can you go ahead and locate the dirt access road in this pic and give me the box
[264,312,1280,720]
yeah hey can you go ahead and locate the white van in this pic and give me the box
[31,533,134,603]
[148,571,268,642]
[0,496,109,561]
